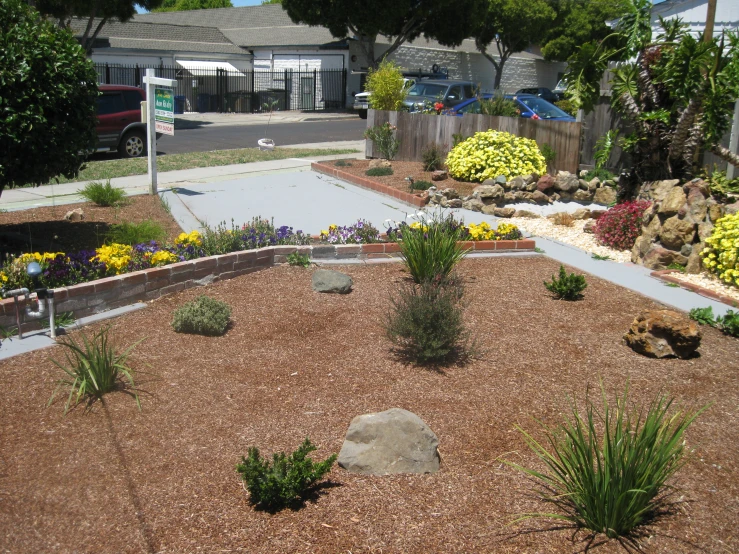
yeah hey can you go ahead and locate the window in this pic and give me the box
[447,85,462,100]
[97,93,125,115]
[463,85,476,98]
[122,90,144,111]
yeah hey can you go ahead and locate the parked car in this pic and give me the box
[515,87,564,103]
[353,70,448,119]
[95,85,160,158]
[402,79,479,112]
[448,94,576,121]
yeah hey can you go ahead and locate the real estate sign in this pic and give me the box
[154,87,175,136]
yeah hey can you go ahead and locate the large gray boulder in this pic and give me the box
[312,269,353,294]
[337,408,440,475]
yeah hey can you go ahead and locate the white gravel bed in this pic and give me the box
[507,216,632,263]
[668,272,739,303]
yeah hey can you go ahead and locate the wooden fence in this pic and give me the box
[366,110,582,174]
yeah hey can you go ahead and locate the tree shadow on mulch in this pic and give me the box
[0,221,111,257]
[250,481,344,514]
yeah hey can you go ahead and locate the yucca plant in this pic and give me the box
[507,383,707,539]
[49,326,142,413]
[398,212,469,284]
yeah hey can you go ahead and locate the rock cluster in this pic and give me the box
[427,171,618,213]
[631,178,726,272]
[624,310,701,359]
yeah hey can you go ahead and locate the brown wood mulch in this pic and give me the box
[335,159,479,197]
[1,257,738,553]
[0,195,183,256]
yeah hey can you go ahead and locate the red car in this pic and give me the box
[96,84,160,158]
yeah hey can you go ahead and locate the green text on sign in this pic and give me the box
[155,87,174,123]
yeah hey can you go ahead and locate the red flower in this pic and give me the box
[434,102,444,112]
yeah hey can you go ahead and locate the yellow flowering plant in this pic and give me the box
[701,213,739,287]
[92,244,132,275]
[446,130,547,182]
[465,221,522,241]
[175,230,202,248]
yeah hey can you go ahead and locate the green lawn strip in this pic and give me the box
[46,148,359,185]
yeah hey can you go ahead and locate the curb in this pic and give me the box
[312,161,428,207]
[651,269,739,308]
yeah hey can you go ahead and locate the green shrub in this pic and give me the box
[446,130,546,182]
[397,212,468,284]
[365,60,407,112]
[236,438,337,511]
[421,142,443,171]
[717,309,739,337]
[364,122,400,160]
[366,166,394,177]
[555,99,576,116]
[49,326,141,413]
[287,252,311,268]
[701,213,739,288]
[540,144,556,173]
[386,277,470,364]
[593,130,620,170]
[410,179,433,191]
[702,166,739,197]
[1,0,98,194]
[106,220,165,245]
[334,159,353,167]
[689,306,716,326]
[544,265,587,300]
[172,295,231,336]
[80,181,127,207]
[582,168,617,182]
[479,91,518,116]
[508,383,706,538]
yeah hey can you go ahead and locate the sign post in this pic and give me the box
[143,69,177,195]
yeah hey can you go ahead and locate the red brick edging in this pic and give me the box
[312,161,428,207]
[0,240,535,329]
[651,269,739,308]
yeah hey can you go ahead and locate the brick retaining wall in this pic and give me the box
[0,240,535,331]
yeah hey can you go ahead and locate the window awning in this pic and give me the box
[175,60,243,75]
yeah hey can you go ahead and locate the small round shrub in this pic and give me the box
[593,200,651,251]
[172,295,231,336]
[446,130,547,182]
[366,166,394,177]
[410,179,433,191]
[701,212,739,287]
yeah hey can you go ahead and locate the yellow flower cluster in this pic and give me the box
[446,130,547,182]
[701,213,739,287]
[176,230,202,247]
[18,252,65,264]
[409,221,429,232]
[92,243,132,274]
[320,223,338,238]
[0,272,8,283]
[150,250,178,266]
[466,221,521,241]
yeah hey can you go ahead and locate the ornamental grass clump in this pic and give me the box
[106,220,166,245]
[421,142,443,171]
[391,212,468,284]
[593,201,651,251]
[385,276,470,365]
[236,438,337,511]
[446,130,546,182]
[366,166,394,177]
[172,295,231,336]
[701,213,739,288]
[545,265,587,300]
[507,383,707,539]
[49,326,141,413]
[79,180,127,207]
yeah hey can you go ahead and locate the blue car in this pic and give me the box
[448,93,575,121]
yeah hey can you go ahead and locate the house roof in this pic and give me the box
[134,4,340,48]
[69,18,245,54]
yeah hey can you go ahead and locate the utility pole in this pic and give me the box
[704,0,717,42]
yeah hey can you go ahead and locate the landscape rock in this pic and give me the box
[593,187,617,206]
[532,190,551,204]
[495,175,507,185]
[640,245,688,270]
[640,179,680,202]
[683,178,710,198]
[573,189,594,203]
[658,186,687,216]
[698,221,715,240]
[724,201,739,216]
[441,188,459,199]
[686,243,704,274]
[64,208,84,222]
[583,220,596,233]
[462,199,484,212]
[447,198,463,208]
[311,269,353,294]
[337,408,440,475]
[536,174,555,193]
[624,310,701,359]
[368,159,392,169]
[431,170,448,181]
[503,192,516,204]
[680,243,693,257]
[513,191,535,204]
[493,207,516,218]
[481,205,498,215]
[659,216,696,251]
[685,189,707,222]
[472,183,504,204]
[513,210,540,218]
[571,208,592,220]
[554,171,580,193]
[591,210,606,219]
[588,177,601,191]
[578,179,590,191]
[508,176,527,191]
[707,199,724,222]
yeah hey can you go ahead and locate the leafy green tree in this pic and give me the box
[0,0,99,195]
[152,0,232,12]
[541,0,630,62]
[281,0,483,69]
[564,0,739,188]
[36,0,165,54]
[472,0,556,90]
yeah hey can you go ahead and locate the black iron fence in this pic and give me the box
[93,63,347,114]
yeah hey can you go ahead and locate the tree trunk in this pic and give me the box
[711,143,739,168]
[478,50,505,90]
